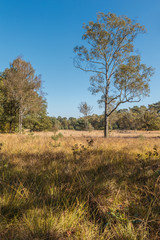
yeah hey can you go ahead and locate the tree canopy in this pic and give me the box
[0,57,49,133]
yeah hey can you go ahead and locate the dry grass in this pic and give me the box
[33,129,160,138]
[0,131,160,239]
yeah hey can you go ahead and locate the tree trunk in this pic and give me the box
[104,96,109,138]
[85,117,89,131]
[19,108,23,134]
[104,69,109,138]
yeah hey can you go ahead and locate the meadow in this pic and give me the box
[0,131,160,239]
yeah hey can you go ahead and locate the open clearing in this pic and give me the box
[34,129,160,138]
[0,131,160,239]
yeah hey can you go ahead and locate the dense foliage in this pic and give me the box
[0,58,50,133]
[50,102,160,131]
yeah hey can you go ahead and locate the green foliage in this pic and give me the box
[46,101,160,132]
[3,57,44,133]
[50,117,61,133]
[26,114,52,132]
[51,132,64,141]
[74,118,86,130]
[0,59,50,133]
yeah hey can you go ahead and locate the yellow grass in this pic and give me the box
[32,129,160,138]
[0,131,160,239]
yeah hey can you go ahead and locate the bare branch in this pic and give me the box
[75,65,106,75]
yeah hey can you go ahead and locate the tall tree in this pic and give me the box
[3,57,43,133]
[74,12,154,137]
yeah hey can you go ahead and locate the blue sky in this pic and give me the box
[0,0,160,117]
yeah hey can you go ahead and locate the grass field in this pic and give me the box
[35,129,160,138]
[0,131,160,239]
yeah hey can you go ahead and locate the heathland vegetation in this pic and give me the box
[0,134,160,239]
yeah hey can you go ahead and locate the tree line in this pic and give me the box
[0,57,159,134]
[0,56,159,133]
[50,102,160,132]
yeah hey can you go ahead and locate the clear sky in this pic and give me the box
[0,0,160,118]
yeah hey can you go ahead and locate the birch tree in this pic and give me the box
[3,57,43,133]
[74,12,154,137]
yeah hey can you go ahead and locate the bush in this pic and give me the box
[51,133,64,141]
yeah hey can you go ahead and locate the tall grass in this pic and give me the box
[0,133,160,239]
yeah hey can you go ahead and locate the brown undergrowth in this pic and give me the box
[0,133,160,239]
